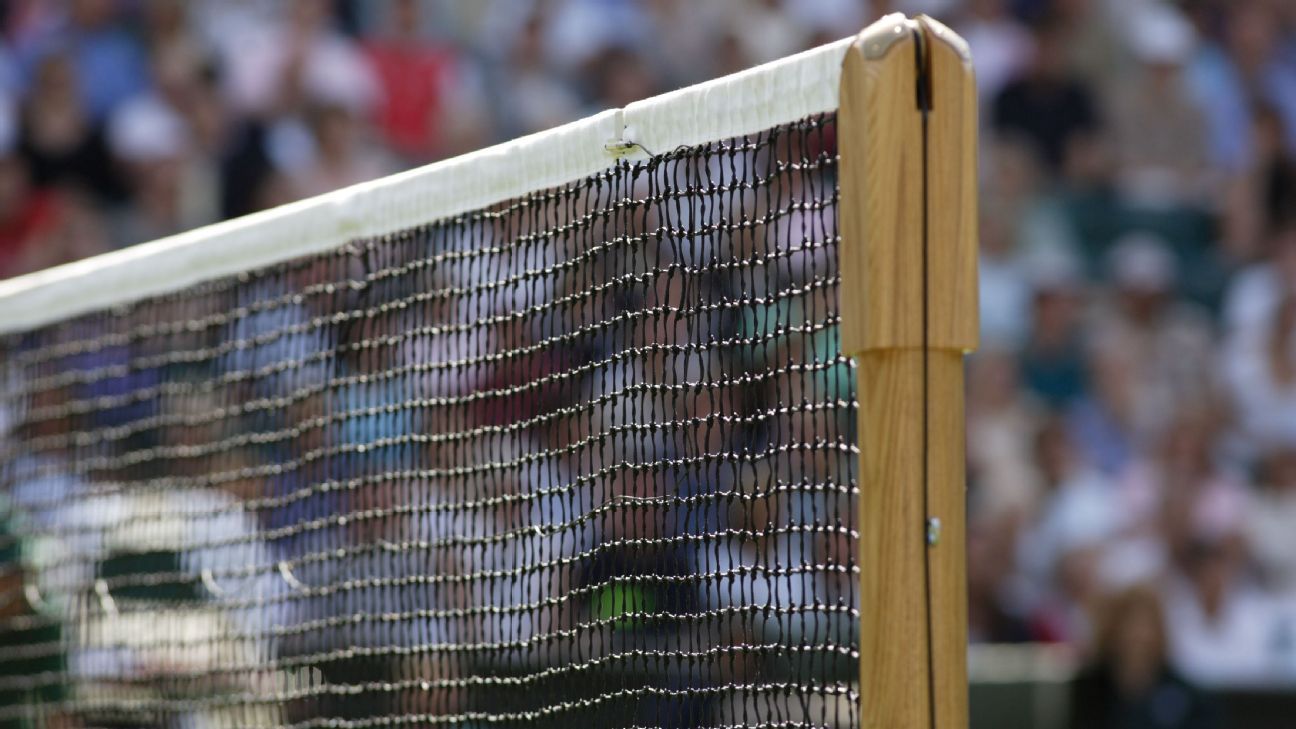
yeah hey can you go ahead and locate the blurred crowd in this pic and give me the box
[0,0,1294,714]
[962,0,1296,700]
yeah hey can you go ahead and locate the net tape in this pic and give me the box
[0,114,857,729]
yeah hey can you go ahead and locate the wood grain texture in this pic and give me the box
[925,352,970,729]
[840,15,933,729]
[919,16,977,729]
[919,15,980,354]
[838,19,925,356]
[857,350,932,729]
[841,13,978,729]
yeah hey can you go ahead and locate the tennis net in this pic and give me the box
[0,14,976,729]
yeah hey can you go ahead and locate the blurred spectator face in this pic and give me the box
[143,0,186,36]
[589,47,658,109]
[315,106,351,155]
[968,0,1010,19]
[1262,447,1296,494]
[70,0,117,28]
[1117,286,1167,325]
[290,0,333,34]
[1185,541,1242,618]
[1161,412,1216,482]
[150,45,201,108]
[714,33,749,77]
[27,55,84,149]
[392,0,420,36]
[515,16,547,67]
[1226,3,1280,74]
[1062,130,1111,186]
[1272,225,1296,290]
[971,347,1014,401]
[1029,20,1070,81]
[1090,348,1136,425]
[33,54,77,103]
[987,137,1044,204]
[1031,285,1081,347]
[0,156,31,221]
[1058,544,1102,607]
[185,71,226,152]
[1051,0,1093,21]
[1093,585,1171,686]
[310,104,358,162]
[12,190,108,274]
[1254,105,1286,164]
[1034,416,1075,486]
[108,94,190,216]
[1109,234,1177,322]
[1111,592,1164,664]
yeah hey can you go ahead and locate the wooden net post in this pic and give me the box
[839,13,978,729]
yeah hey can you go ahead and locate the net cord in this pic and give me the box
[0,30,869,335]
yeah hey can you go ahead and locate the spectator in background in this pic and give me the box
[12,0,147,121]
[1164,534,1272,687]
[106,85,201,245]
[209,0,377,121]
[967,348,1043,523]
[1249,446,1296,594]
[585,44,661,110]
[6,186,107,275]
[17,52,120,202]
[107,31,221,246]
[289,101,391,199]
[362,0,490,162]
[1156,411,1250,564]
[733,0,808,66]
[958,0,1034,112]
[1070,584,1222,729]
[1019,415,1117,643]
[1185,0,1296,174]
[993,12,1101,177]
[1256,103,1296,232]
[1066,346,1139,476]
[1107,6,1213,208]
[488,12,583,138]
[1224,289,1296,447]
[1018,247,1088,408]
[639,0,748,87]
[968,508,1036,644]
[1218,103,1294,264]
[1222,219,1296,342]
[0,153,59,277]
[1073,235,1215,471]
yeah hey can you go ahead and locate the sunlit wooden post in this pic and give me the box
[839,13,978,729]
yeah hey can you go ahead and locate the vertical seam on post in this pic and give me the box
[914,27,937,729]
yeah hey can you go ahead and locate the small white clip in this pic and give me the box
[94,578,117,615]
[24,581,44,611]
[278,561,307,592]
[201,568,224,597]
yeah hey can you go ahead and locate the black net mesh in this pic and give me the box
[0,114,857,729]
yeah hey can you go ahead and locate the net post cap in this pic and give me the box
[836,13,979,356]
[837,15,925,356]
[915,15,972,66]
[918,14,980,356]
[855,12,921,60]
